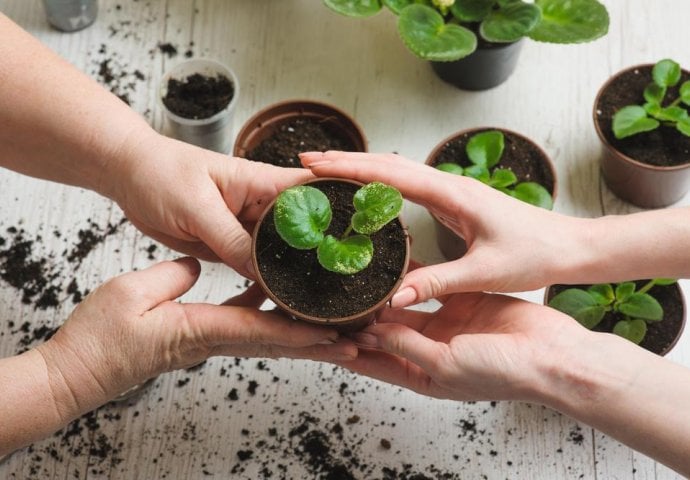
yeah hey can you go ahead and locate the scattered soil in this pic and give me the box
[255,180,407,320]
[162,73,234,120]
[247,118,358,168]
[595,65,690,167]
[547,281,685,355]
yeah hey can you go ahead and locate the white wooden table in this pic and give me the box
[1,1,688,478]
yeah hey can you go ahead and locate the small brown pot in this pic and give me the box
[251,178,410,332]
[593,64,690,208]
[425,127,557,260]
[233,99,367,166]
[544,282,686,356]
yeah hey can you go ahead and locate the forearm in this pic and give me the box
[0,14,155,198]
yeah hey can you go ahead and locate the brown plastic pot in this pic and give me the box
[233,99,367,159]
[425,127,557,260]
[251,178,410,332]
[593,64,690,208]
[544,282,686,356]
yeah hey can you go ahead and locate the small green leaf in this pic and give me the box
[529,0,609,44]
[680,81,690,106]
[450,0,495,22]
[436,162,465,175]
[549,288,606,329]
[654,106,689,123]
[615,282,636,302]
[324,0,383,17]
[613,319,647,344]
[488,168,517,188]
[587,284,615,306]
[466,130,504,168]
[512,182,553,209]
[274,186,332,250]
[643,82,666,105]
[317,234,374,274]
[612,105,660,139]
[398,4,477,61]
[678,118,690,137]
[463,164,491,182]
[643,102,662,117]
[652,59,681,88]
[351,182,403,235]
[480,1,541,43]
[652,278,677,286]
[618,293,663,321]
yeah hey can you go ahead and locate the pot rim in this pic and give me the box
[251,177,410,325]
[592,63,690,172]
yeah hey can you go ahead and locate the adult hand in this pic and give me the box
[300,151,592,306]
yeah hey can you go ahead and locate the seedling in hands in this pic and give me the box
[273,182,403,274]
[613,59,690,139]
[548,278,677,344]
[435,130,553,209]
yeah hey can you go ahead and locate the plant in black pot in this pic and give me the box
[594,58,690,208]
[546,279,686,356]
[252,179,410,332]
[323,0,609,90]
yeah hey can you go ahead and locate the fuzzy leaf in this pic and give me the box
[398,4,477,61]
[512,182,553,209]
[273,186,332,250]
[464,164,491,182]
[352,182,403,235]
[488,168,517,188]
[678,119,690,137]
[613,319,647,345]
[466,130,504,168]
[652,278,677,286]
[382,0,417,15]
[612,105,660,139]
[450,0,495,22]
[529,0,609,44]
[654,106,689,123]
[436,162,465,175]
[324,0,383,17]
[618,293,663,321]
[480,1,541,43]
[643,82,666,105]
[652,59,681,88]
[549,288,606,329]
[615,282,636,303]
[587,283,615,306]
[680,81,690,106]
[317,234,373,274]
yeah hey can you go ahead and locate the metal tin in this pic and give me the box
[41,0,98,32]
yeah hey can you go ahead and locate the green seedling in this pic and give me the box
[548,278,677,345]
[323,0,609,62]
[273,182,403,274]
[435,130,553,209]
[612,59,690,139]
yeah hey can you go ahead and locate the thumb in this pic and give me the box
[194,204,254,277]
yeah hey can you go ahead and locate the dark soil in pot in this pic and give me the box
[162,73,234,119]
[595,65,690,167]
[547,281,685,356]
[254,180,407,320]
[248,118,357,168]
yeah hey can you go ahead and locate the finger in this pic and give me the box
[130,220,222,263]
[211,338,358,362]
[221,283,266,308]
[375,306,434,332]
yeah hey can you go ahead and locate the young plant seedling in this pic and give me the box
[273,182,403,275]
[613,58,690,139]
[435,130,553,209]
[323,0,609,61]
[548,278,677,345]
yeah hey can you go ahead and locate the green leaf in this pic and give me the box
[614,282,636,303]
[618,293,663,321]
[612,105,660,139]
[436,162,464,175]
[613,319,647,345]
[587,284,615,306]
[529,0,609,44]
[654,106,689,123]
[317,234,374,274]
[678,118,690,137]
[512,182,553,209]
[480,1,541,43]
[643,82,666,105]
[463,164,491,182]
[274,186,332,250]
[351,182,403,235]
[652,278,677,286]
[398,4,477,61]
[450,0,495,22]
[680,81,690,106]
[652,59,681,88]
[549,288,607,329]
[643,102,662,117]
[323,0,383,17]
[382,0,416,15]
[488,168,517,188]
[466,130,504,168]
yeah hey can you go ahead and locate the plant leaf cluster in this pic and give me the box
[273,182,403,275]
[435,130,553,209]
[323,0,609,61]
[548,278,677,345]
[612,59,690,139]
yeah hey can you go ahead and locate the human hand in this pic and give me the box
[301,151,592,306]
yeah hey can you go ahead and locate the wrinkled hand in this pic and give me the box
[301,151,588,306]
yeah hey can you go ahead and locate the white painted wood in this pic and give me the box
[0,0,687,478]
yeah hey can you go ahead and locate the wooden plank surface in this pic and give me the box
[0,0,688,478]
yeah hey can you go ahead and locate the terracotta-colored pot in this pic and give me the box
[544,282,686,356]
[251,178,410,332]
[593,64,690,208]
[425,127,557,260]
[233,99,367,159]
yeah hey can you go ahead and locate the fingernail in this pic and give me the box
[351,332,379,348]
[304,160,332,169]
[391,287,416,308]
[318,338,337,345]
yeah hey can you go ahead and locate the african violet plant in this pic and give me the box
[273,182,403,275]
[612,59,690,139]
[548,278,677,345]
[435,130,553,209]
[323,0,609,61]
